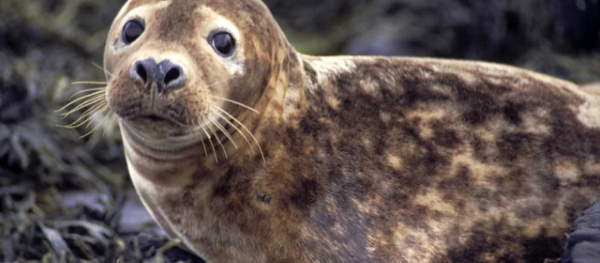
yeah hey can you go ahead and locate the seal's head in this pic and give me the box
[103,0,290,148]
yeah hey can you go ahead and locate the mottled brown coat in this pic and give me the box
[103,0,600,262]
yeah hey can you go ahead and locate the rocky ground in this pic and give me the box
[0,0,598,262]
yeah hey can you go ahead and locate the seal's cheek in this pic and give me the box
[106,71,145,118]
[175,86,213,126]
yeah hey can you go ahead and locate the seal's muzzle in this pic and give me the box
[131,58,186,93]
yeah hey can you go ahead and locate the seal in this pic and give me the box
[101,0,600,262]
[582,82,600,97]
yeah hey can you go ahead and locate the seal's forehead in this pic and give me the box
[116,0,274,35]
[121,0,269,16]
[111,0,287,59]
[121,0,163,14]
[115,0,279,42]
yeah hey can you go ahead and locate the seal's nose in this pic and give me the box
[158,60,185,91]
[132,58,157,86]
[131,58,185,92]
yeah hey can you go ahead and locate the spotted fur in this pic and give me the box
[103,0,600,262]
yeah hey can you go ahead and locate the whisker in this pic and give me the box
[201,127,219,162]
[209,95,259,114]
[57,76,111,138]
[79,117,106,138]
[64,91,105,109]
[72,81,107,86]
[80,125,101,138]
[200,137,209,156]
[213,106,265,163]
[209,117,238,149]
[59,110,105,130]
[57,90,106,113]
[79,108,110,138]
[212,109,252,148]
[65,97,106,119]
[59,90,105,113]
[67,87,105,100]
[193,118,209,156]
[92,62,114,78]
[208,122,228,159]
[83,108,108,129]
[60,103,107,129]
[61,100,105,122]
[61,95,105,117]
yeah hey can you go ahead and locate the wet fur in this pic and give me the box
[104,1,600,262]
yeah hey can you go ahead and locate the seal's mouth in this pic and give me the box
[109,86,189,127]
[138,114,169,122]
[126,111,184,127]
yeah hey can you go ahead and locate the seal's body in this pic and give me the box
[103,0,600,262]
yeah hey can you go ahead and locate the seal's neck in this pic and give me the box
[120,120,207,187]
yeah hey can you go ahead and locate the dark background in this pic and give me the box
[0,0,599,261]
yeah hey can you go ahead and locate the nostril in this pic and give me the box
[136,62,148,83]
[164,67,181,85]
[131,58,157,85]
[158,60,185,91]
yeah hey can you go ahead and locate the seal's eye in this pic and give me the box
[209,31,236,57]
[122,19,144,45]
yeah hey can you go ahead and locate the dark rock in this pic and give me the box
[562,200,600,263]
